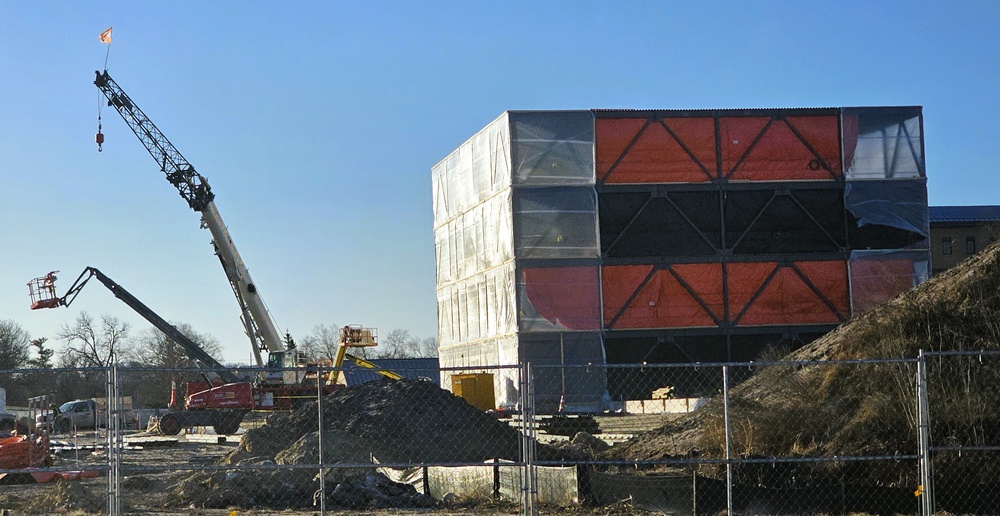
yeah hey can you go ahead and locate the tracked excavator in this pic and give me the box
[28,268,398,435]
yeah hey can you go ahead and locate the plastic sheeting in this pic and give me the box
[437,261,517,347]
[849,250,930,314]
[433,114,518,358]
[518,265,601,331]
[846,179,929,250]
[513,187,598,259]
[520,333,607,411]
[510,111,595,186]
[432,113,512,229]
[843,107,924,180]
[434,111,603,409]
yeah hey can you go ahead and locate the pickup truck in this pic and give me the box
[36,399,98,433]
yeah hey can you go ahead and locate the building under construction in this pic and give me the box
[432,107,928,410]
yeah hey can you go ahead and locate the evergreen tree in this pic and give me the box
[27,337,53,368]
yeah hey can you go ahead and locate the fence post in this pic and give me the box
[317,363,326,515]
[916,350,933,515]
[520,362,538,516]
[105,361,122,516]
[692,468,698,516]
[723,364,732,516]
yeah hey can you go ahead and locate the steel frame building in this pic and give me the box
[432,107,928,410]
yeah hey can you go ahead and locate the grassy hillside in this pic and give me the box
[605,240,1000,487]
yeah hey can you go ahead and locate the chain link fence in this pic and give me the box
[0,351,997,514]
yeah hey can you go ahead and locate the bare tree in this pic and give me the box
[377,329,412,359]
[299,323,344,361]
[119,323,221,367]
[419,336,439,358]
[57,311,130,367]
[114,323,222,409]
[0,319,31,369]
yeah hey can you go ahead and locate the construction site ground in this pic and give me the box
[0,430,654,515]
[0,377,674,515]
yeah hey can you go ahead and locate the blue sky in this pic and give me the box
[2,2,997,363]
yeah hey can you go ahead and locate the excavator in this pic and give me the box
[28,267,398,435]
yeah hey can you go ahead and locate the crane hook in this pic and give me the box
[96,124,104,152]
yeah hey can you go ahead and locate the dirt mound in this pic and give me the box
[21,480,104,514]
[173,378,526,509]
[604,241,1000,485]
[228,378,522,465]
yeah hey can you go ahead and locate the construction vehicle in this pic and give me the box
[0,388,18,434]
[92,70,405,385]
[94,69,292,371]
[28,268,398,434]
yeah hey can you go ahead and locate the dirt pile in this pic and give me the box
[604,241,1000,485]
[229,378,523,465]
[20,480,104,514]
[171,378,526,509]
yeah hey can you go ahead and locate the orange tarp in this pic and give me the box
[521,266,601,330]
[721,116,841,181]
[597,117,716,184]
[603,263,723,329]
[729,261,849,325]
[603,260,849,329]
[0,434,48,469]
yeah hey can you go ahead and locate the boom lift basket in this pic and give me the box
[340,325,378,347]
[27,272,60,310]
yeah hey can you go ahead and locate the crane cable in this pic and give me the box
[96,27,113,152]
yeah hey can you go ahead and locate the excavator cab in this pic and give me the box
[27,272,61,310]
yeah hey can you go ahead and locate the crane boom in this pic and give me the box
[30,267,241,384]
[93,70,285,366]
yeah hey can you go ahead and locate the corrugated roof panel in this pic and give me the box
[929,206,1000,224]
[341,357,440,386]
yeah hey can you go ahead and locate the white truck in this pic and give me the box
[36,399,98,433]
[0,387,17,433]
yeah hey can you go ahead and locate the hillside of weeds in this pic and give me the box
[606,240,1000,488]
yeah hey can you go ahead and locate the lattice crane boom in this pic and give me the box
[94,70,285,367]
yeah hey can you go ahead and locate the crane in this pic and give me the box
[94,70,284,369]
[90,70,403,391]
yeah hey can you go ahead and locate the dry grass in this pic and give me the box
[608,240,1000,487]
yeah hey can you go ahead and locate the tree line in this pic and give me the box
[0,316,438,408]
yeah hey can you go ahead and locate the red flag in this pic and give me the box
[99,27,112,44]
